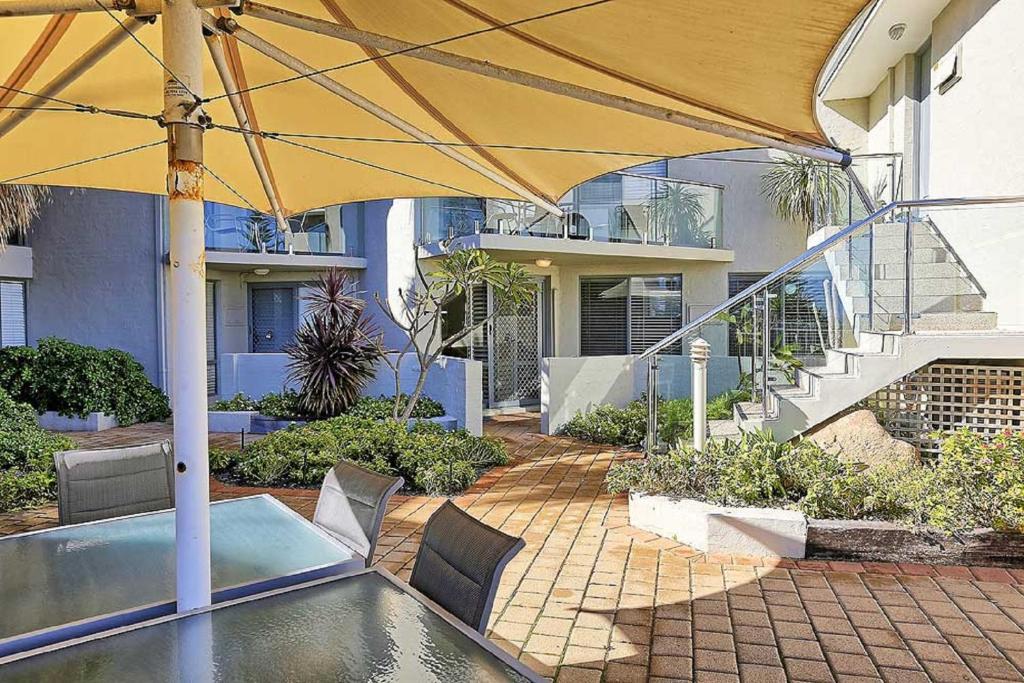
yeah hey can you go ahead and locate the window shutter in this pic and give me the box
[628,275,682,354]
[580,277,628,356]
[0,281,26,347]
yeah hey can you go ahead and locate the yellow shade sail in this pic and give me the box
[0,0,867,215]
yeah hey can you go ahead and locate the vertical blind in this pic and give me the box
[580,275,682,356]
[0,280,26,347]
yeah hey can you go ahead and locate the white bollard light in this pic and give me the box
[690,338,711,451]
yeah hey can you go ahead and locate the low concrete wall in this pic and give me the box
[362,354,483,436]
[541,354,740,435]
[37,411,119,432]
[207,411,256,433]
[630,493,807,558]
[218,352,483,436]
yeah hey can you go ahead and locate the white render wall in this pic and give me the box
[820,0,1024,329]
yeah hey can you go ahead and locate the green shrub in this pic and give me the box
[0,338,171,425]
[347,394,446,421]
[208,446,239,473]
[560,390,750,448]
[560,401,647,446]
[232,415,508,495]
[0,388,76,513]
[209,393,259,412]
[606,427,1024,534]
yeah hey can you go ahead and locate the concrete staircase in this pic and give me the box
[709,221,1017,442]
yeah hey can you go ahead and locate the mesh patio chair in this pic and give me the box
[409,500,525,634]
[54,441,175,526]
[313,460,404,568]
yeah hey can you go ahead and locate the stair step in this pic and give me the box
[835,261,965,281]
[709,419,743,439]
[913,311,999,331]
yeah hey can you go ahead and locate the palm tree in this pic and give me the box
[0,184,49,248]
[760,154,846,234]
[645,183,708,246]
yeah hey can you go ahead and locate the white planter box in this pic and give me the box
[628,492,807,558]
[207,411,257,433]
[37,411,119,432]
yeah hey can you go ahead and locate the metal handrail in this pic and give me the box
[639,194,1024,360]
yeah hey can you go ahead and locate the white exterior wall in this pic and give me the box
[820,0,1024,329]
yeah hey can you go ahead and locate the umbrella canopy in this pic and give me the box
[2,0,865,216]
[0,0,868,614]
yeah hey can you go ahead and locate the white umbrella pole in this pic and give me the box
[163,0,211,612]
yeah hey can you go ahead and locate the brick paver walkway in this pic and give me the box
[3,416,1024,681]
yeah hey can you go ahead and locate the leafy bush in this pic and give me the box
[0,389,76,512]
[209,393,259,412]
[606,427,1024,534]
[0,338,170,425]
[347,394,446,421]
[231,415,508,496]
[255,390,303,419]
[560,391,749,448]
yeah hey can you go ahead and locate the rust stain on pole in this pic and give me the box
[168,159,203,200]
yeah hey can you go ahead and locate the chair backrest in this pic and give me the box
[54,441,174,526]
[409,501,525,634]
[313,460,404,567]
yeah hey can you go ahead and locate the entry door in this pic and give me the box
[250,287,296,352]
[488,282,542,407]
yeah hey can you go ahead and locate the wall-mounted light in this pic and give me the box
[888,23,906,41]
[534,258,552,268]
[253,267,270,276]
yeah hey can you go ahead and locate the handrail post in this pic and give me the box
[868,220,875,330]
[690,338,711,451]
[761,289,771,412]
[903,208,913,334]
[645,355,659,454]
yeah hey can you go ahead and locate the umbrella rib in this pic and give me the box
[205,30,289,232]
[316,0,550,209]
[214,16,565,215]
[0,139,164,184]
[0,17,152,141]
[0,12,76,109]
[439,0,819,146]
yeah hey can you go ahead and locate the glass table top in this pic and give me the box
[0,572,534,682]
[0,496,356,642]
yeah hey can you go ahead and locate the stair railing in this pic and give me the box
[641,194,1024,453]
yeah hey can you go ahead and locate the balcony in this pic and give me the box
[201,203,366,271]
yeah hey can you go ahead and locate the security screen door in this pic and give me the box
[488,281,542,408]
[250,287,296,353]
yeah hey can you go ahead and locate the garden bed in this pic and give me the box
[609,428,1024,560]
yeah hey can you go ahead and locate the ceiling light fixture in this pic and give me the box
[253,267,270,276]
[535,258,552,268]
[888,23,906,41]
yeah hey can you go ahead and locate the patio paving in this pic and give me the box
[2,415,1024,682]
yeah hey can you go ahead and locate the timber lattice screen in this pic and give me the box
[865,362,1024,456]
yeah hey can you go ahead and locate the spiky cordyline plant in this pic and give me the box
[760,154,847,233]
[285,268,384,418]
[0,184,50,248]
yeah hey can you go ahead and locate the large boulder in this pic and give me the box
[806,409,920,468]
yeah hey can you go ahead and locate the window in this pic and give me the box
[580,275,682,356]
[250,285,298,353]
[727,273,766,357]
[0,280,26,347]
